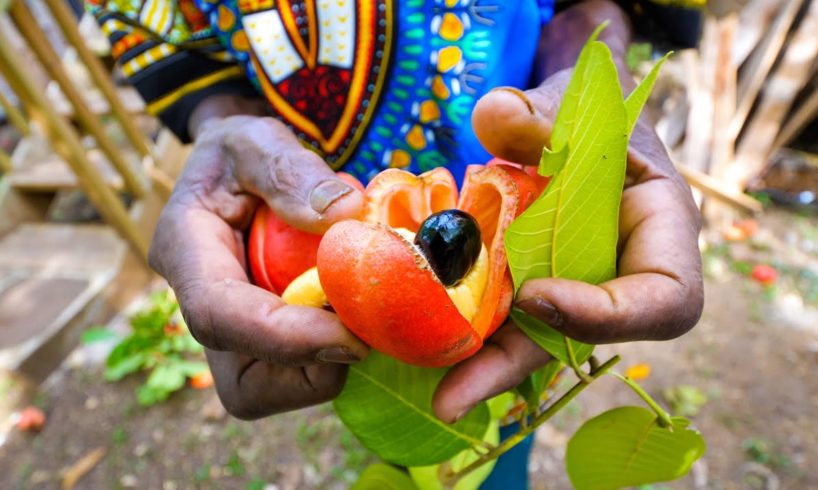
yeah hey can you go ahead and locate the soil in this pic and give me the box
[1,210,817,490]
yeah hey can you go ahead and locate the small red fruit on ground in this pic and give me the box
[750,264,777,286]
[16,406,46,432]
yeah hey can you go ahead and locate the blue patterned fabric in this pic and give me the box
[196,0,555,184]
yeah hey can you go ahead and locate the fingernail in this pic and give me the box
[452,407,471,423]
[309,180,353,214]
[491,87,536,115]
[515,297,563,327]
[316,346,361,364]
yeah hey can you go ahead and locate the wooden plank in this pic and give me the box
[732,0,787,66]
[709,15,739,183]
[728,0,804,140]
[0,276,89,348]
[683,20,718,174]
[772,84,818,151]
[8,148,124,192]
[0,179,51,239]
[731,4,818,190]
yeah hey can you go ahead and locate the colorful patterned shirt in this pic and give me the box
[86,0,701,183]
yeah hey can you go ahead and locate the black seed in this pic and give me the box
[414,210,482,287]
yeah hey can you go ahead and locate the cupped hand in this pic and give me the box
[433,70,704,423]
[149,114,368,419]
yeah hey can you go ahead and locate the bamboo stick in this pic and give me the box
[0,146,12,173]
[40,0,153,160]
[0,84,29,135]
[0,18,149,259]
[9,1,146,198]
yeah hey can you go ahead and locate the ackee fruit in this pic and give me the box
[249,165,538,368]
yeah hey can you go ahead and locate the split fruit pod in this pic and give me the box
[318,165,535,367]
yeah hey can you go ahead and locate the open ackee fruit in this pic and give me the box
[249,163,543,367]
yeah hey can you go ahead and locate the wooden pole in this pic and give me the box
[9,1,146,198]
[39,0,153,160]
[676,164,763,215]
[0,146,12,173]
[0,19,149,259]
[0,84,30,135]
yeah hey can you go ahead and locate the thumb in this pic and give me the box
[226,118,363,234]
[472,70,572,166]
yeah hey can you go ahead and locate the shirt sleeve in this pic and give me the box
[85,0,257,142]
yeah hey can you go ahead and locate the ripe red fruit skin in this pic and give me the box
[247,206,323,295]
[751,264,777,286]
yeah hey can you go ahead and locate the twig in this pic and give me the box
[443,356,622,485]
[564,336,592,384]
[609,372,673,428]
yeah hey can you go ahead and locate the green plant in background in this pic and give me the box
[83,290,208,405]
[343,25,705,490]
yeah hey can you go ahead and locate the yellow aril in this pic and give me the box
[281,267,327,307]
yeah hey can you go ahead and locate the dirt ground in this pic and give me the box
[1,210,817,490]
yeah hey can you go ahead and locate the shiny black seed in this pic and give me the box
[414,209,482,287]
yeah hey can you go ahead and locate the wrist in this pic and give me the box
[188,94,271,141]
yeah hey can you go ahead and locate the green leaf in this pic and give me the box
[105,335,155,367]
[352,464,417,490]
[624,53,671,134]
[566,407,705,490]
[546,22,610,158]
[409,420,500,490]
[539,145,569,176]
[334,352,490,467]
[104,352,148,381]
[511,309,593,365]
[486,392,516,420]
[145,361,187,393]
[80,327,117,344]
[506,40,626,291]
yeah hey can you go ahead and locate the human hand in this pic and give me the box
[432,70,704,423]
[149,114,368,419]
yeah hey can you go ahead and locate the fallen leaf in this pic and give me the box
[62,446,106,490]
[624,363,652,381]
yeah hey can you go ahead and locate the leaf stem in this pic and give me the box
[564,337,593,384]
[444,355,621,485]
[609,372,673,428]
